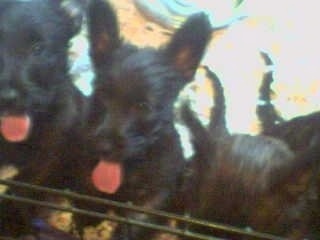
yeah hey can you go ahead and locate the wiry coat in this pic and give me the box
[180,67,320,239]
[0,0,88,236]
[72,1,212,240]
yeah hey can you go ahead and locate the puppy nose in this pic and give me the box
[94,140,113,155]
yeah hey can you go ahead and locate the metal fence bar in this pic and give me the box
[0,179,287,240]
[0,193,223,240]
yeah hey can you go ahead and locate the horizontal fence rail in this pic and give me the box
[0,179,287,240]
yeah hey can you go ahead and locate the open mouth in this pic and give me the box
[91,157,123,194]
[0,113,32,142]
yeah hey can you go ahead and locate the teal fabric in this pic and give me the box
[133,0,247,29]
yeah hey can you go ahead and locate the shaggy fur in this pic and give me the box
[71,0,212,239]
[179,67,320,239]
[0,0,87,237]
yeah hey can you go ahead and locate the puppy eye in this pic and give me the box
[30,42,45,55]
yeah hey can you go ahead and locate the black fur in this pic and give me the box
[0,0,87,237]
[180,67,320,239]
[73,0,212,239]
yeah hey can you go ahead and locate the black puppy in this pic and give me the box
[73,0,212,239]
[180,67,320,239]
[0,0,88,237]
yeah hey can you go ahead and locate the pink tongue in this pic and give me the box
[0,115,31,142]
[91,160,122,194]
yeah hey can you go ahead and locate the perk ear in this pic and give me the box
[87,0,120,68]
[58,0,86,36]
[165,13,212,80]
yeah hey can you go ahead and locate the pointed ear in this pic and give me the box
[87,0,120,68]
[165,13,212,80]
[59,0,86,36]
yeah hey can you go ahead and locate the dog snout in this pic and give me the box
[93,129,127,153]
[94,140,113,155]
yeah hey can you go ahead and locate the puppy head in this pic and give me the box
[87,0,212,194]
[0,0,85,142]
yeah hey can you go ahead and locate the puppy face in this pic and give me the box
[86,0,212,194]
[92,50,193,158]
[0,0,83,142]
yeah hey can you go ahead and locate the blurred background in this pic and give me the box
[71,0,320,135]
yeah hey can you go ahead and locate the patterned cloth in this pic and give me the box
[133,0,246,29]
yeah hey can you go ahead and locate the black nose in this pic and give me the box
[91,131,126,155]
[94,140,113,154]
